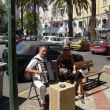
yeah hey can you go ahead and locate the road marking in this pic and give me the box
[18,89,29,96]
[1,89,30,105]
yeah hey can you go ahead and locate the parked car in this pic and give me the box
[41,36,63,45]
[90,39,110,55]
[69,38,90,51]
[2,41,84,82]
[62,37,74,46]
[2,41,63,81]
[0,35,8,44]
[25,35,37,41]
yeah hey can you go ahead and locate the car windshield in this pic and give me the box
[65,37,74,41]
[16,43,27,52]
[50,37,62,41]
[68,38,74,41]
[73,38,81,42]
[49,44,63,51]
[93,40,105,45]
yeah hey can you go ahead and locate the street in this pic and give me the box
[0,44,110,99]
[73,50,110,70]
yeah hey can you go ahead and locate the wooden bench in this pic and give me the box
[74,60,105,85]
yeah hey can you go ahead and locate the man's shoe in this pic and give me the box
[78,95,85,104]
[41,104,45,110]
[41,103,46,110]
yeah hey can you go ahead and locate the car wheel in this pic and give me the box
[91,51,95,54]
[67,43,70,47]
[107,49,110,55]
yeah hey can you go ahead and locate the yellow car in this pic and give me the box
[69,38,90,51]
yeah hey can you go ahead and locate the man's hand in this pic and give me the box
[59,68,68,75]
[35,70,43,75]
[72,70,76,74]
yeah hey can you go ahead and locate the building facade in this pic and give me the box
[38,2,69,37]
[74,0,110,38]
[38,0,110,39]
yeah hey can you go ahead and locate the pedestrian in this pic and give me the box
[57,46,84,99]
[25,45,48,110]
[16,34,21,44]
[23,29,27,40]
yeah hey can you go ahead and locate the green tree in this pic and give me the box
[16,0,48,35]
[23,11,39,33]
[49,0,89,37]
[0,3,6,16]
[0,3,7,32]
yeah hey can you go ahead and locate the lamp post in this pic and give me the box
[8,0,18,110]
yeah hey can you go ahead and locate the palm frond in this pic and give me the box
[52,0,65,11]
[0,3,7,15]
[16,0,48,11]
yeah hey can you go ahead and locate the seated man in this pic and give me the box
[57,46,84,99]
[25,45,48,110]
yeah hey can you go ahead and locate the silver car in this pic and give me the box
[41,36,63,45]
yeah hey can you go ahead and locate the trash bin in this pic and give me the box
[0,62,7,97]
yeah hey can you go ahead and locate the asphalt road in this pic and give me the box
[72,50,110,70]
[0,44,110,98]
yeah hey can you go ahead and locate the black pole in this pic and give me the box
[8,0,18,110]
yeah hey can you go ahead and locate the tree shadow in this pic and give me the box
[105,56,110,61]
[45,94,84,110]
[0,96,9,110]
[45,94,49,110]
[75,105,84,110]
[0,96,27,110]
[83,78,109,97]
[18,96,28,106]
[83,78,107,91]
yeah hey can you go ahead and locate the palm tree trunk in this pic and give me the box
[90,0,96,40]
[33,0,37,35]
[67,4,73,37]
[21,1,23,32]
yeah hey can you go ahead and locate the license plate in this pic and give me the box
[94,46,100,47]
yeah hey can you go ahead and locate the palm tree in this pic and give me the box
[49,0,89,37]
[0,3,6,14]
[16,0,48,35]
[0,3,7,32]
[90,0,96,40]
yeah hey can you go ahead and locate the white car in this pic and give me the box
[41,36,63,45]
[0,35,8,44]
[26,35,37,41]
[62,37,74,46]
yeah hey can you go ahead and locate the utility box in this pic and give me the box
[0,62,7,97]
[49,82,75,110]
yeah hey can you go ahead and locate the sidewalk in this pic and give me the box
[1,72,110,110]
